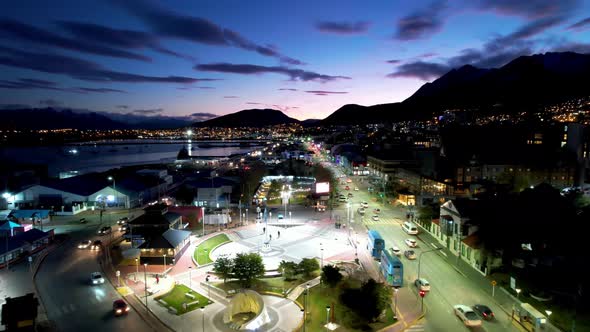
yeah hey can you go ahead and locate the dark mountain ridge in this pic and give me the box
[193,108,300,128]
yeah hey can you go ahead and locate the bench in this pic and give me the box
[185,292,196,300]
[187,300,200,307]
[168,307,178,314]
[158,299,167,306]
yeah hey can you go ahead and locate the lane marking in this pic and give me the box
[430,242,438,248]
[440,251,447,257]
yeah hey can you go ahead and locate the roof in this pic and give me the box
[461,232,481,249]
[445,199,487,220]
[0,228,52,255]
[164,212,182,224]
[130,211,180,226]
[9,209,50,219]
[42,172,110,196]
[432,218,440,225]
[0,221,21,231]
[162,229,191,248]
[137,229,190,249]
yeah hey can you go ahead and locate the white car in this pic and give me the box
[91,272,105,285]
[454,305,482,327]
[358,208,365,215]
[354,187,359,191]
[389,246,401,256]
[415,278,431,292]
[405,238,417,248]
[372,215,379,221]
[78,240,92,249]
[361,202,369,208]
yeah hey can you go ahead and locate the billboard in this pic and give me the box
[316,182,330,194]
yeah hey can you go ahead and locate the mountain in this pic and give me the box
[0,108,125,130]
[300,119,322,127]
[322,51,590,124]
[193,109,299,127]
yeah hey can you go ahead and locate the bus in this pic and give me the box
[380,250,404,287]
[367,230,385,260]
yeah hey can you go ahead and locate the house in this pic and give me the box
[0,228,54,268]
[1,293,39,332]
[137,228,191,265]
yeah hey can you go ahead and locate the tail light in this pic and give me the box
[483,313,487,317]
[125,307,130,312]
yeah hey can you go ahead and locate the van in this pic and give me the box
[402,221,418,235]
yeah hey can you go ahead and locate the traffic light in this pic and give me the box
[419,290,426,298]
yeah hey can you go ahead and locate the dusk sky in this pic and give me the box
[1,0,590,121]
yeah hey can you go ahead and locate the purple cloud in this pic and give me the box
[0,19,150,62]
[387,61,450,80]
[304,90,348,96]
[279,88,298,91]
[116,105,128,109]
[131,108,163,115]
[195,63,350,82]
[0,78,63,91]
[475,0,578,19]
[0,46,217,84]
[75,87,126,93]
[0,104,30,109]
[246,102,263,105]
[198,86,216,89]
[56,21,195,61]
[395,0,447,40]
[418,52,438,58]
[567,17,590,31]
[39,99,63,107]
[113,0,303,65]
[190,112,217,121]
[386,59,402,64]
[223,96,239,98]
[315,21,370,34]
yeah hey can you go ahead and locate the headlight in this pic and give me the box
[93,280,97,284]
[125,307,130,312]
[116,309,122,313]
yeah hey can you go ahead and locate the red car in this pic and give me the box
[113,299,130,316]
[345,186,350,190]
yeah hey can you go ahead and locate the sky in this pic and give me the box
[1,0,590,122]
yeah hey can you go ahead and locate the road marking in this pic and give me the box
[440,251,447,257]
[430,242,438,248]
[406,324,425,331]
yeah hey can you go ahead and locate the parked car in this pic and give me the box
[414,278,431,292]
[79,218,87,224]
[277,213,284,219]
[78,240,91,249]
[347,193,353,198]
[345,186,350,190]
[404,238,417,248]
[473,304,494,320]
[354,187,359,191]
[90,272,105,285]
[113,299,130,316]
[361,202,369,208]
[98,226,112,235]
[91,240,102,250]
[389,246,401,256]
[119,225,129,232]
[117,217,129,225]
[372,215,379,221]
[404,250,417,260]
[358,208,365,215]
[373,208,381,214]
[453,305,482,327]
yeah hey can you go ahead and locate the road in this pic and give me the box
[326,163,519,332]
[35,216,154,332]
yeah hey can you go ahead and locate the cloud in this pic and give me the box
[395,0,447,40]
[0,19,151,62]
[386,59,402,64]
[551,41,590,54]
[190,112,217,121]
[0,46,217,84]
[279,88,298,91]
[0,78,63,91]
[198,86,215,89]
[56,21,195,61]
[475,0,578,19]
[304,90,348,96]
[195,63,350,82]
[418,52,438,58]
[0,104,30,109]
[75,87,127,93]
[246,102,263,105]
[567,17,590,31]
[387,61,450,80]
[315,21,370,34]
[112,0,303,65]
[116,105,128,109]
[39,99,63,107]
[223,96,239,98]
[131,108,163,115]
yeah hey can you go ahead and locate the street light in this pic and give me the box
[289,211,292,222]
[108,176,117,208]
[163,254,167,274]
[143,263,149,309]
[135,258,139,282]
[200,306,205,332]
[320,243,324,268]
[417,247,443,280]
[325,305,331,325]
[516,288,522,300]
[545,310,552,318]
[189,266,192,290]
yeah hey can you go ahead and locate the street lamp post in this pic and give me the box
[163,254,167,274]
[417,247,443,280]
[516,288,522,300]
[108,176,117,208]
[289,211,292,222]
[320,243,324,268]
[393,287,399,319]
[326,306,331,325]
[143,263,149,309]
[135,258,139,282]
[246,208,249,225]
[189,266,192,290]
[200,306,205,332]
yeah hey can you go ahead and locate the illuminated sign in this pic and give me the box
[315,182,330,194]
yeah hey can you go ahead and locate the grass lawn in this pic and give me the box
[194,234,231,265]
[296,281,396,332]
[214,271,320,295]
[155,284,212,315]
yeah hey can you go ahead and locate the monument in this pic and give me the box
[223,290,270,330]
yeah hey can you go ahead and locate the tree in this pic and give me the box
[232,253,265,287]
[213,256,234,283]
[417,204,438,229]
[321,264,342,287]
[340,278,390,322]
[174,184,195,205]
[278,260,298,281]
[298,258,320,277]
[177,147,189,160]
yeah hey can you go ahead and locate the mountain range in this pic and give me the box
[2,51,589,129]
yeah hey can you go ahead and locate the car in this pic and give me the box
[98,226,112,235]
[113,299,130,316]
[117,217,129,225]
[277,213,284,219]
[389,246,401,256]
[345,186,350,190]
[373,208,381,214]
[91,240,102,250]
[473,304,494,320]
[79,218,87,224]
[372,215,379,221]
[415,278,431,292]
[405,238,417,248]
[404,250,417,260]
[358,208,365,215]
[78,240,92,249]
[119,224,129,232]
[354,187,359,191]
[90,272,105,285]
[346,178,352,183]
[361,202,369,208]
[347,193,353,198]
[453,305,482,327]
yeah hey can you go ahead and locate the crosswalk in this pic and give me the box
[362,218,403,226]
[50,293,121,318]
[405,324,425,331]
